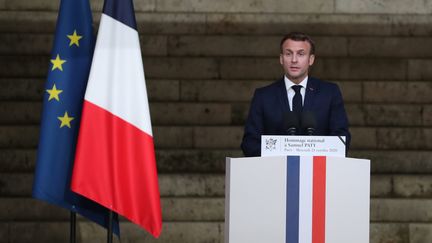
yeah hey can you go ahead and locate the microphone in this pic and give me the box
[301,111,317,135]
[283,112,300,135]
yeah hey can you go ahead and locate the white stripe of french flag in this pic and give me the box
[71,0,162,238]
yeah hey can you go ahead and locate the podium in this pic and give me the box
[225,155,370,243]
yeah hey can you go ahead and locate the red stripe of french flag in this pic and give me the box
[71,10,162,237]
[312,156,326,243]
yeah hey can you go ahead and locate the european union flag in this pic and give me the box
[32,0,119,234]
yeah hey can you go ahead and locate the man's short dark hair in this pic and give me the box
[280,32,315,55]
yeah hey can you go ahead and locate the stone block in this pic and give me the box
[424,105,432,126]
[0,33,52,55]
[0,173,32,196]
[351,150,432,174]
[0,149,36,172]
[0,126,39,148]
[194,126,243,149]
[364,81,432,103]
[363,104,423,126]
[123,0,156,12]
[0,102,41,124]
[153,126,194,148]
[370,223,408,243]
[150,103,231,125]
[345,104,365,126]
[0,223,8,241]
[4,0,60,11]
[162,197,224,221]
[371,199,432,222]
[371,175,392,197]
[348,37,432,57]
[168,35,279,57]
[350,127,377,149]
[10,222,69,243]
[136,13,207,35]
[206,14,311,35]
[155,149,241,173]
[144,57,219,79]
[394,176,432,198]
[0,56,48,78]
[220,58,281,80]
[0,79,44,101]
[334,81,362,103]
[335,0,432,14]
[314,37,349,57]
[147,79,180,101]
[377,128,432,150]
[159,174,224,197]
[0,11,56,33]
[410,224,432,243]
[1,198,69,220]
[156,0,333,13]
[135,222,222,243]
[408,60,432,80]
[140,35,168,56]
[180,80,270,102]
[312,58,406,80]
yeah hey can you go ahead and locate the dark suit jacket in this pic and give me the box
[241,77,351,157]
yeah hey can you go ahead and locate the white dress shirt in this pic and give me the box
[284,76,308,111]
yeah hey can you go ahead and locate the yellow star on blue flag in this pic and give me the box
[46,84,63,101]
[58,111,74,128]
[50,54,66,71]
[67,30,83,47]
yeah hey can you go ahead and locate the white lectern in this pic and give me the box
[225,155,370,243]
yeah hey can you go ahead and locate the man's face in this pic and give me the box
[279,39,315,84]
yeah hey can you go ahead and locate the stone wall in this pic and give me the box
[1,0,432,242]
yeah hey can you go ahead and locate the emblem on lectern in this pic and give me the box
[265,138,277,151]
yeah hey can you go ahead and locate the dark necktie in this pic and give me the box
[292,85,303,115]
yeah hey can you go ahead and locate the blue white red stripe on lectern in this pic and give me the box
[286,156,327,243]
[286,156,300,243]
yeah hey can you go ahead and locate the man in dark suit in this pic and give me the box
[241,32,351,157]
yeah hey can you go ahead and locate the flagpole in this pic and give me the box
[107,210,113,243]
[70,212,76,243]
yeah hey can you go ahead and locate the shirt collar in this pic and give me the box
[284,76,308,90]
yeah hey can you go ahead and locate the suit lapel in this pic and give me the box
[304,77,319,111]
[277,78,290,112]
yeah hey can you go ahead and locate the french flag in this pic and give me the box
[71,0,162,237]
[226,156,370,243]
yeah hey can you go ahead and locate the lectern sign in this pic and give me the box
[261,135,346,157]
